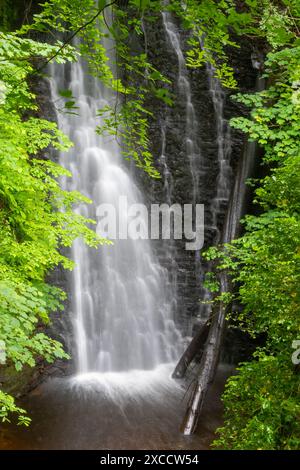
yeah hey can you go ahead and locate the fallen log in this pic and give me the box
[172,319,210,379]
[178,71,265,435]
[181,275,228,435]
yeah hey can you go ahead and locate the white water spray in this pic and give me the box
[50,24,182,380]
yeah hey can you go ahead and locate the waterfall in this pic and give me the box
[161,12,232,246]
[161,10,204,328]
[192,59,233,319]
[161,11,201,205]
[50,25,182,378]
[205,63,232,243]
[159,124,173,206]
[161,11,232,324]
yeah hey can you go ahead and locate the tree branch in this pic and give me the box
[35,0,118,73]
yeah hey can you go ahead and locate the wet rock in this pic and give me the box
[134,13,258,332]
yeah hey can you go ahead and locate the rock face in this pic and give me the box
[0,5,259,398]
[133,13,258,337]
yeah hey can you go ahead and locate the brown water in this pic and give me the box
[0,364,233,450]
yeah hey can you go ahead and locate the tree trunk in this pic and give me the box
[172,320,210,379]
[178,73,265,435]
[181,275,228,435]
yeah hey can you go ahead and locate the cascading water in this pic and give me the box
[161,11,228,324]
[161,10,204,329]
[161,11,201,206]
[160,12,234,332]
[0,4,260,452]
[50,24,182,379]
[205,63,232,243]
[196,63,233,312]
[159,124,173,206]
[161,10,232,248]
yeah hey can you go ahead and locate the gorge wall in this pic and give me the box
[133,12,259,343]
[0,2,261,399]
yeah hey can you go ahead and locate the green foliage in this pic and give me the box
[0,0,168,427]
[210,164,300,450]
[21,0,167,178]
[230,47,300,162]
[203,1,300,450]
[203,272,220,294]
[260,2,298,49]
[170,0,258,88]
[214,354,300,449]
[0,390,31,426]
[93,3,171,178]
[1,0,299,448]
[0,17,106,424]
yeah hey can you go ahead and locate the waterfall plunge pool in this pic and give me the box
[0,364,233,450]
[0,9,235,452]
